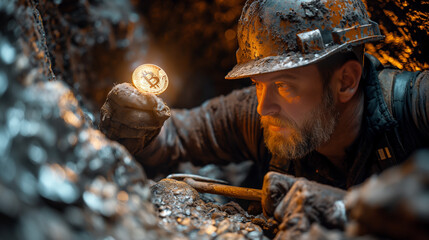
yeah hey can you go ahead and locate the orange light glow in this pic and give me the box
[117,191,129,202]
[63,111,82,128]
[363,0,428,71]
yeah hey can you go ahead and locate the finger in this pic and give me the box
[108,83,161,110]
[262,172,297,217]
[273,179,347,225]
[100,103,154,139]
[278,212,310,232]
[273,180,307,222]
[103,118,160,139]
[262,172,281,217]
[108,100,170,129]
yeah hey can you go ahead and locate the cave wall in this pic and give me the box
[363,0,429,71]
[0,1,170,239]
[23,0,149,118]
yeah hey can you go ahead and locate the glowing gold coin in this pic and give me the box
[132,64,169,95]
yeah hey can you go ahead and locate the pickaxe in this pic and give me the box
[166,173,262,201]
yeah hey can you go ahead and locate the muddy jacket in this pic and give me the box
[134,54,429,189]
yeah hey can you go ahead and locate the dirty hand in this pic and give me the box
[262,171,347,231]
[261,171,298,218]
[99,82,170,145]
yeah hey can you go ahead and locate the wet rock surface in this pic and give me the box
[0,2,169,239]
[0,65,171,239]
[0,52,170,239]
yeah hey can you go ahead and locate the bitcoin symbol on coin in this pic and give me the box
[142,71,160,89]
[132,64,169,95]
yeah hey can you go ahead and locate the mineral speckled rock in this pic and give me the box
[151,179,269,239]
[0,2,171,239]
[28,0,149,112]
[0,73,171,239]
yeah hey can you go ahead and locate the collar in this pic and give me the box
[362,53,398,135]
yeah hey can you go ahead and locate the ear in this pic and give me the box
[336,60,362,103]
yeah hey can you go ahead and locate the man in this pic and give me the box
[100,0,428,231]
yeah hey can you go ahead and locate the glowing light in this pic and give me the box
[63,111,82,128]
[87,129,105,150]
[117,190,129,202]
[132,64,169,95]
[225,29,236,41]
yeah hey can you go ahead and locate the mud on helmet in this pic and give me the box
[225,0,384,79]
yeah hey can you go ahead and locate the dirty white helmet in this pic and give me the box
[226,0,384,79]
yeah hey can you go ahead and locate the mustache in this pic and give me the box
[260,115,291,128]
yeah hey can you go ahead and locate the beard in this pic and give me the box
[261,88,338,160]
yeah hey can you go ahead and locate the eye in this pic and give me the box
[275,82,293,91]
[251,80,263,90]
[276,82,299,101]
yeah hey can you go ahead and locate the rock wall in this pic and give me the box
[0,1,169,239]
[21,0,149,116]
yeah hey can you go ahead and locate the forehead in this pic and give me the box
[251,64,321,83]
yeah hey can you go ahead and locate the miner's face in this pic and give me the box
[252,64,339,159]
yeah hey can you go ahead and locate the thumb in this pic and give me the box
[262,171,297,218]
[108,82,160,110]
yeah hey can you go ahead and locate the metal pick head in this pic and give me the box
[166,173,229,185]
[132,64,169,95]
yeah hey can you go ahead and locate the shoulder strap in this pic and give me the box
[378,69,421,120]
[376,69,421,169]
[392,71,421,117]
[378,68,401,116]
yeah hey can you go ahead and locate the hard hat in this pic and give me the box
[225,0,384,79]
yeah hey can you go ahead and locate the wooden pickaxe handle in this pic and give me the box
[183,177,262,201]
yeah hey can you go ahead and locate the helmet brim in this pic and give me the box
[225,35,384,80]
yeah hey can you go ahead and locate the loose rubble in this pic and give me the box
[151,179,275,240]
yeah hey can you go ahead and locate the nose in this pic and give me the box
[257,85,280,116]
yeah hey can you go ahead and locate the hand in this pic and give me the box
[261,171,298,218]
[99,83,170,144]
[262,172,347,232]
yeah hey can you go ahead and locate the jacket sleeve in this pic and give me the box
[129,86,267,169]
[410,70,429,138]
